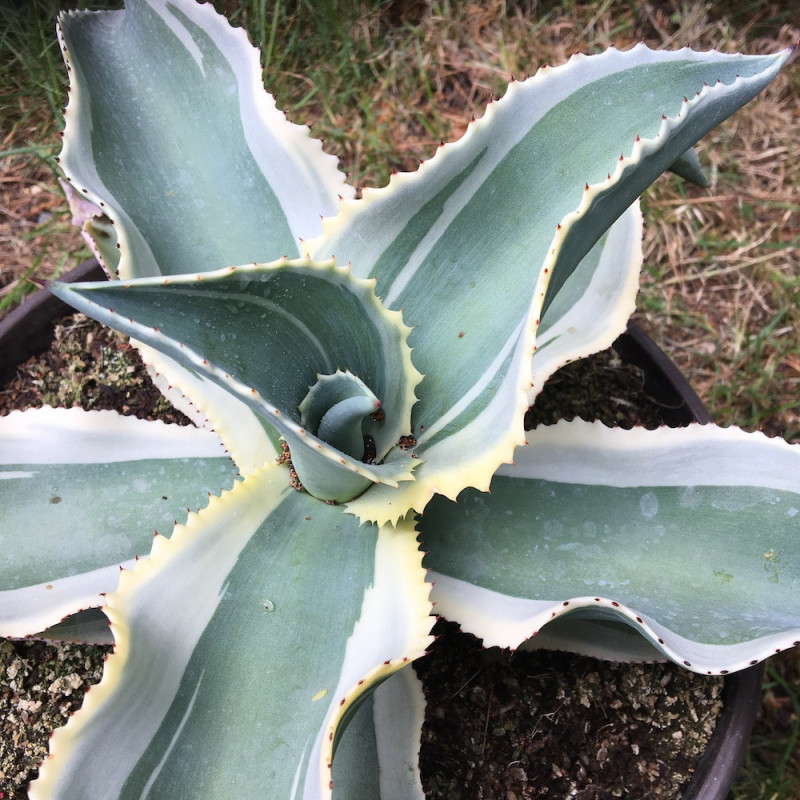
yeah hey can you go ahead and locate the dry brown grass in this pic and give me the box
[0,156,89,309]
[639,51,798,438]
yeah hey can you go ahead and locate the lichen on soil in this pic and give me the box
[0,640,108,796]
[1,314,726,798]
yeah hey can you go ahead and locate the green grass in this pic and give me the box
[1,1,798,797]
[0,1,69,140]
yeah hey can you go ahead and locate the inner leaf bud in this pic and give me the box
[299,370,381,460]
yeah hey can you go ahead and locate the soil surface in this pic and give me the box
[416,621,723,800]
[2,314,726,798]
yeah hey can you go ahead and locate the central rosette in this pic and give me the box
[299,371,381,462]
[51,258,422,504]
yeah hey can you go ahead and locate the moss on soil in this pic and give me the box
[0,313,191,424]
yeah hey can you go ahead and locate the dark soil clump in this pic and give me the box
[416,620,723,800]
[523,348,675,432]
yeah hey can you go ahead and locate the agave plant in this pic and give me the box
[1,0,798,796]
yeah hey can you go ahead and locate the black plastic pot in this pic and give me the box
[612,323,712,428]
[2,259,764,800]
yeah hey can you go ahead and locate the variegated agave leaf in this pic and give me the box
[423,422,800,674]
